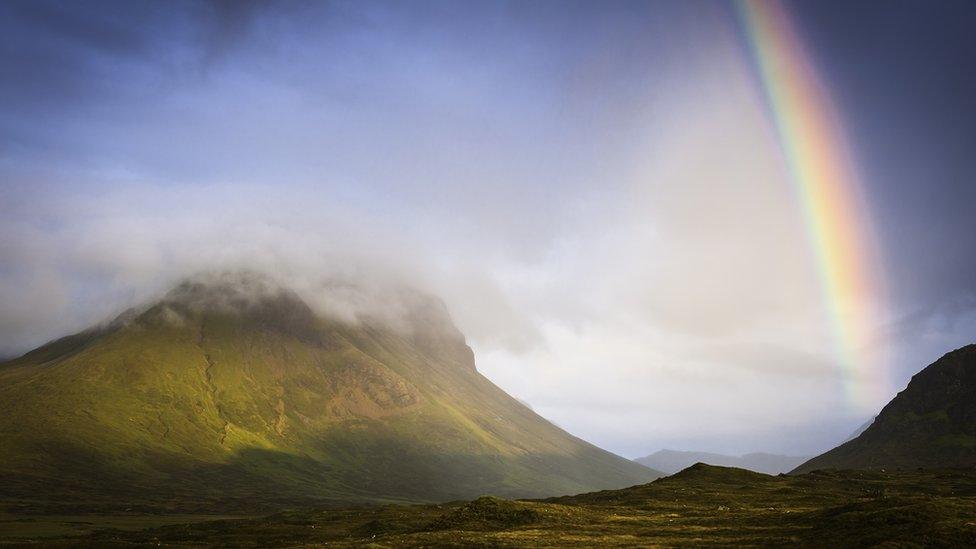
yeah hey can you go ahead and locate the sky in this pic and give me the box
[1,0,975,458]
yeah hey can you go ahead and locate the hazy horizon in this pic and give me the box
[2,0,975,459]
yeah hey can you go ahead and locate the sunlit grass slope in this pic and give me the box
[0,273,659,511]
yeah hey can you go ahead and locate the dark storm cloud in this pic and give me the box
[0,0,280,117]
[1,1,154,109]
[9,1,149,55]
[793,0,976,312]
[787,0,976,384]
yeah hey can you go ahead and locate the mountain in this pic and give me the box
[0,272,659,511]
[793,344,976,473]
[635,449,809,475]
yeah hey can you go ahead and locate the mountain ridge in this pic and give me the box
[793,344,976,473]
[0,272,660,511]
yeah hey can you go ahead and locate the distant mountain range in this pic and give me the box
[0,272,659,510]
[635,449,810,475]
[793,344,976,473]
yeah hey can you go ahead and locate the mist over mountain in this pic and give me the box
[635,450,810,475]
[793,345,976,473]
[0,271,659,510]
[844,418,876,442]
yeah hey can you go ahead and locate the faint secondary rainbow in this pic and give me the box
[736,0,887,408]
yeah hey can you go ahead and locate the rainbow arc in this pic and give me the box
[737,0,887,407]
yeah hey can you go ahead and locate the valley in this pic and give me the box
[2,466,973,546]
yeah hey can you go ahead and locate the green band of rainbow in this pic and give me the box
[736,0,886,407]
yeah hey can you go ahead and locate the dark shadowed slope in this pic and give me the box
[0,272,659,511]
[793,344,976,474]
[635,449,809,475]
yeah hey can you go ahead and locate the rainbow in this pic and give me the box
[736,0,887,408]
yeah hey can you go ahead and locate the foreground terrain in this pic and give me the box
[3,465,974,546]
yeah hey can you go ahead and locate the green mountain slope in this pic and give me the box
[0,273,659,510]
[793,344,976,474]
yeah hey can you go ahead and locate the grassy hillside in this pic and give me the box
[0,274,658,512]
[793,344,976,473]
[14,465,974,546]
